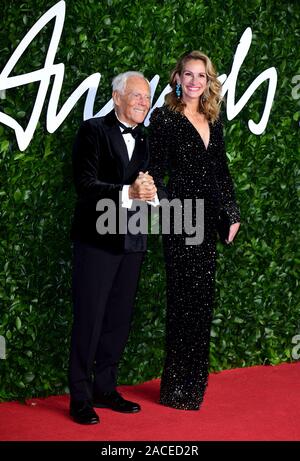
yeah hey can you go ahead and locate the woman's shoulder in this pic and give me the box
[150,104,181,125]
[210,115,224,133]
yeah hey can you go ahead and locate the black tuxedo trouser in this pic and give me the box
[69,241,144,401]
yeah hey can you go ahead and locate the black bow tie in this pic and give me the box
[118,121,140,139]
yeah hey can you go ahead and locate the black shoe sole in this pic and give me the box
[70,410,100,425]
[71,417,100,424]
[93,403,140,413]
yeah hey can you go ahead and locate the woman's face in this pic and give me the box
[177,59,208,102]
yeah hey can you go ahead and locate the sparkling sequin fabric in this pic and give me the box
[148,105,240,410]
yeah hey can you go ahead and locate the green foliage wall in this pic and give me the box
[0,0,299,400]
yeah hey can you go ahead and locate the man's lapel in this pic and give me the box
[126,128,148,178]
[104,110,129,170]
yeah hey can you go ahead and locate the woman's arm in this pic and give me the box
[148,108,170,200]
[214,120,240,225]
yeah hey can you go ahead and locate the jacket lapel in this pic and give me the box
[104,110,129,172]
[126,129,148,178]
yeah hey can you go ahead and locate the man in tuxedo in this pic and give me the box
[69,72,156,424]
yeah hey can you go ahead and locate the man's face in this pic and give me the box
[113,76,151,126]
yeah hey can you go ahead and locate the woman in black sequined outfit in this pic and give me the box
[148,51,240,410]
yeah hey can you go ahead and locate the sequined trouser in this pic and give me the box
[160,227,217,410]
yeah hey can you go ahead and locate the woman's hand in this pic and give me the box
[227,222,240,244]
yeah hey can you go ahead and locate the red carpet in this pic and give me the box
[0,363,299,441]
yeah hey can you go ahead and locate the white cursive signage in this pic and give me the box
[0,1,278,151]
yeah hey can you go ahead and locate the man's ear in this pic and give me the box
[112,90,120,107]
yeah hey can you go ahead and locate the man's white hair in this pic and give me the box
[112,71,149,94]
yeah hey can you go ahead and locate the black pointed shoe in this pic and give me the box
[93,390,141,413]
[70,400,100,425]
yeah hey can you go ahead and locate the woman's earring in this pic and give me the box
[175,83,182,99]
[202,90,209,102]
[202,83,209,102]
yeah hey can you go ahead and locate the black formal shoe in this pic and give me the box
[93,390,141,413]
[70,400,100,425]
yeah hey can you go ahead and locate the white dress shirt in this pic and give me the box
[115,113,159,209]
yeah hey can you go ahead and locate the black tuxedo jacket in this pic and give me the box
[71,110,149,253]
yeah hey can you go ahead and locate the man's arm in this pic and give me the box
[73,120,123,202]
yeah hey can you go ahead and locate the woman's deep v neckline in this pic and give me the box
[183,113,211,151]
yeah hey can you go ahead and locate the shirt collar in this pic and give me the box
[115,111,137,129]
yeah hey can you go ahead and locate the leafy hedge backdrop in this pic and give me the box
[0,0,299,400]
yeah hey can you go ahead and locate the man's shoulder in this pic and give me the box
[74,115,112,144]
[81,110,116,130]
[81,115,106,130]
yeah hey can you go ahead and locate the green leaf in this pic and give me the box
[13,189,22,202]
[16,317,22,330]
